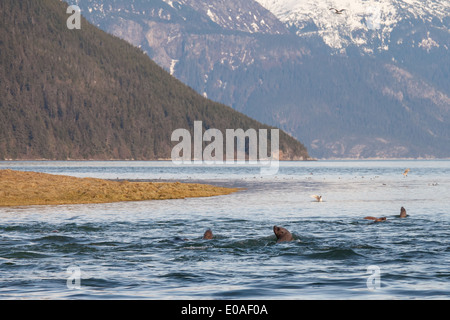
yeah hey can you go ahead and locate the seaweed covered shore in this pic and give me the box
[0,170,238,206]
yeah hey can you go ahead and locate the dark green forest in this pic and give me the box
[0,0,309,160]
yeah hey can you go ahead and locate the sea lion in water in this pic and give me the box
[203,229,213,240]
[399,207,408,218]
[364,216,387,222]
[273,226,294,243]
[174,229,213,242]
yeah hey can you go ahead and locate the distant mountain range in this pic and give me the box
[256,0,449,55]
[0,0,309,160]
[74,0,450,159]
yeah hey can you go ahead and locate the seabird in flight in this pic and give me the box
[330,8,346,14]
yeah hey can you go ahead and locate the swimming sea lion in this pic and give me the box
[273,225,294,243]
[174,229,213,242]
[203,229,213,240]
[399,207,408,218]
[364,216,387,222]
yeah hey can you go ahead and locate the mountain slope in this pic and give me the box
[255,0,450,93]
[71,0,450,159]
[0,0,309,160]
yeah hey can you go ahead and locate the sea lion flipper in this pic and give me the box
[400,207,407,218]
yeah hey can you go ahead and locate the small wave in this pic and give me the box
[71,225,103,232]
[161,272,202,282]
[351,244,383,250]
[53,223,104,233]
[88,241,121,247]
[0,257,14,265]
[227,237,275,248]
[184,246,210,250]
[80,277,124,289]
[34,235,77,243]
[4,251,50,259]
[1,225,30,232]
[305,248,363,260]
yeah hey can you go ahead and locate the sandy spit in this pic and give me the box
[0,169,238,207]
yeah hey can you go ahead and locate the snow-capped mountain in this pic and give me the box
[73,0,450,159]
[255,0,449,53]
[162,0,288,34]
[74,0,288,35]
[72,0,290,74]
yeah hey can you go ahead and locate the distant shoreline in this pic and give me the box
[0,170,239,207]
[2,158,450,162]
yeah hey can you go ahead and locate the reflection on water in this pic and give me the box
[0,161,449,299]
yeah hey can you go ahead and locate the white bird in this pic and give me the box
[310,195,323,202]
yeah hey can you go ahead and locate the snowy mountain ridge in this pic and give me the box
[255,0,449,52]
[161,0,288,34]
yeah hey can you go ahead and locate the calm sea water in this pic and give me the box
[0,160,449,299]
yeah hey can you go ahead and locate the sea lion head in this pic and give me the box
[400,207,407,218]
[203,229,213,240]
[273,225,293,243]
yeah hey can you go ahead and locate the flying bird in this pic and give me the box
[403,168,410,177]
[329,8,346,14]
[310,195,323,202]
